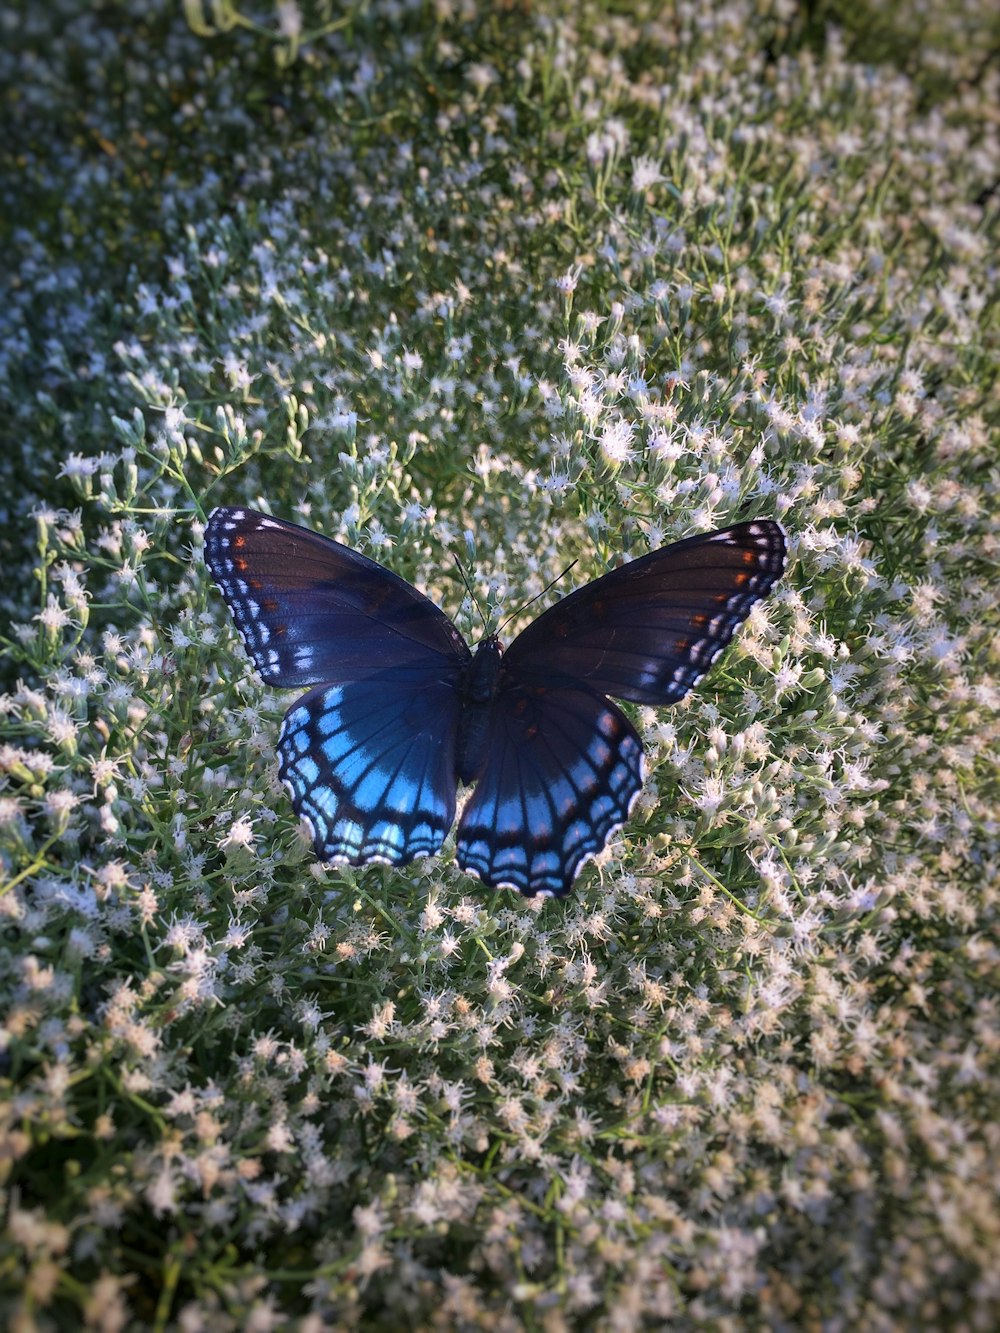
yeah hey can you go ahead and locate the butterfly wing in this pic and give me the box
[204,506,470,687]
[456,521,784,897]
[503,521,785,705]
[204,506,471,867]
[455,684,645,897]
[280,677,461,867]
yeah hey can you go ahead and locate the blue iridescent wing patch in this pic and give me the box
[455,685,645,897]
[204,507,785,897]
[280,678,460,867]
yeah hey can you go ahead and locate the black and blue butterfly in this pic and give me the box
[204,507,785,897]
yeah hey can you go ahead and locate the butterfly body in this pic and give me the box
[205,507,785,897]
[456,637,505,783]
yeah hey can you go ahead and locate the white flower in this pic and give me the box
[219,814,256,852]
[631,155,664,191]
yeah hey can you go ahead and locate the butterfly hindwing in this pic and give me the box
[204,507,470,688]
[504,521,785,706]
[455,684,645,897]
[280,675,462,867]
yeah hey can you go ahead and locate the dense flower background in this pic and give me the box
[1,1,998,1328]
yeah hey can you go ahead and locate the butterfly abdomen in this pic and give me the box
[456,637,504,785]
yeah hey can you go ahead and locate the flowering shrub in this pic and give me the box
[1,1,998,1328]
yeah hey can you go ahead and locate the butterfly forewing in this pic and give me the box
[504,521,785,706]
[204,507,470,687]
[455,685,645,897]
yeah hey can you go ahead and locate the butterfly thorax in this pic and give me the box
[455,636,504,785]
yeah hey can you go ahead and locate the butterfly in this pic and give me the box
[204,507,785,897]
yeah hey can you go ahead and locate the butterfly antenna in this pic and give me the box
[452,553,490,633]
[496,559,579,637]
